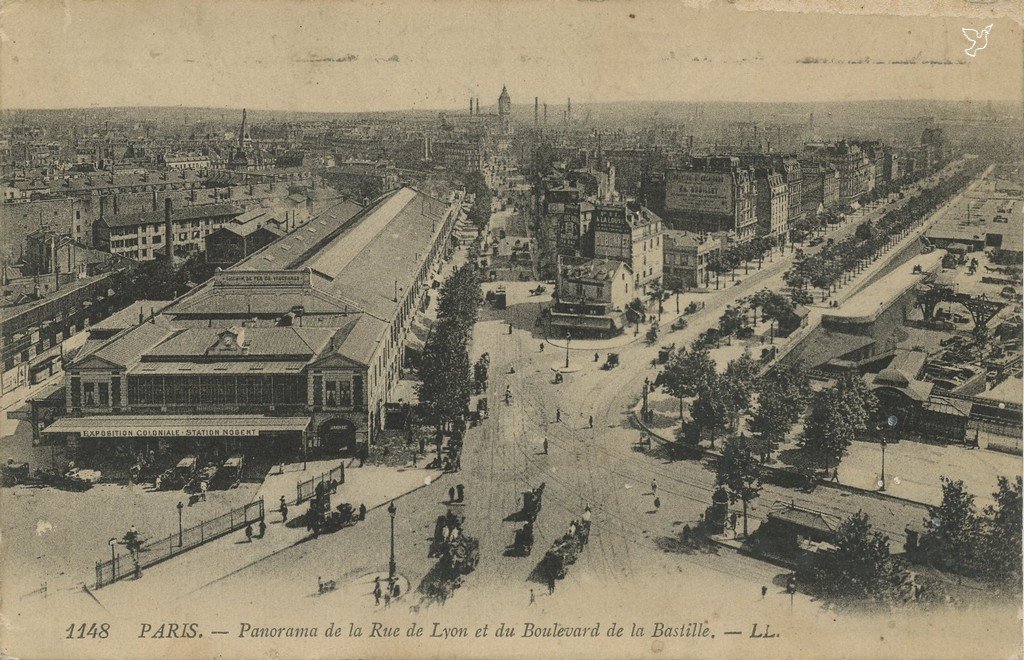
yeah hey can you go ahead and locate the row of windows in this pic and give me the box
[126,375,306,406]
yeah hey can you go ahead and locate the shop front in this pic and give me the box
[42,414,312,480]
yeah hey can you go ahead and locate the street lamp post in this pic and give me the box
[109,537,118,577]
[675,289,680,313]
[564,331,571,369]
[642,377,650,420]
[387,500,397,581]
[879,438,887,491]
[177,501,184,547]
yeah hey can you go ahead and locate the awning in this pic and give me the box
[42,415,311,438]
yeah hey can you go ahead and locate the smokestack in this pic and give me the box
[164,198,174,263]
[543,103,547,123]
[534,97,539,126]
[470,98,473,115]
[567,98,571,121]
[474,98,479,115]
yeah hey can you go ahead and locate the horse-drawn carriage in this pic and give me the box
[218,455,244,489]
[156,455,198,490]
[308,482,358,537]
[542,517,591,580]
[529,284,546,296]
[2,460,30,486]
[603,353,620,370]
[510,521,534,556]
[522,483,545,521]
[473,355,490,394]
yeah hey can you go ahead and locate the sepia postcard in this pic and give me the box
[1,1,1022,657]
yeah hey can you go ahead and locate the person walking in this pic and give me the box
[653,496,661,512]
[555,408,561,423]
[280,499,289,523]
[456,483,465,502]
[359,502,367,521]
[539,343,544,353]
[588,415,593,429]
[373,577,382,606]
[529,589,536,606]
[547,573,556,595]
[542,438,548,455]
[258,520,267,539]
[245,524,253,543]
[651,478,658,496]
[831,468,840,483]
[449,486,456,503]
[594,352,599,362]
[200,480,208,502]
[761,585,768,599]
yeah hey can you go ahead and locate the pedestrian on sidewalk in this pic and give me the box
[200,480,208,501]
[258,520,267,539]
[383,589,392,608]
[555,408,561,423]
[651,478,658,496]
[761,585,768,599]
[831,469,840,483]
[594,352,599,362]
[543,438,548,455]
[539,343,544,352]
[373,577,382,606]
[245,524,253,543]
[359,503,367,521]
[547,573,556,595]
[529,589,536,606]
[588,415,593,429]
[654,496,661,512]
[281,502,289,523]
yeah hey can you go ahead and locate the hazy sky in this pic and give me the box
[1,1,1021,112]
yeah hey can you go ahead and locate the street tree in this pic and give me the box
[691,372,733,449]
[722,351,759,426]
[417,318,472,432]
[919,477,982,578]
[750,367,810,461]
[805,511,907,603]
[802,386,855,473]
[717,305,746,343]
[661,346,716,420]
[982,476,1023,587]
[715,434,762,537]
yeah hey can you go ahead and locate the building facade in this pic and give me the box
[662,230,722,290]
[44,188,461,461]
[663,157,758,242]
[549,256,632,336]
[591,202,664,294]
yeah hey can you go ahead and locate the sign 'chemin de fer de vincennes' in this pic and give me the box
[664,172,735,214]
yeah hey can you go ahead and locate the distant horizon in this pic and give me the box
[2,97,1020,117]
[2,2,1021,113]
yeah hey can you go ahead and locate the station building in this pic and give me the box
[43,187,461,462]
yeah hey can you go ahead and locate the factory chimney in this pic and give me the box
[534,97,539,126]
[164,198,174,264]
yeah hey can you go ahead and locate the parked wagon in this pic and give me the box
[219,455,244,489]
[2,460,31,486]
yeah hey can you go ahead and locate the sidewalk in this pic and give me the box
[85,461,440,616]
[783,436,1020,508]
[635,390,1019,509]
